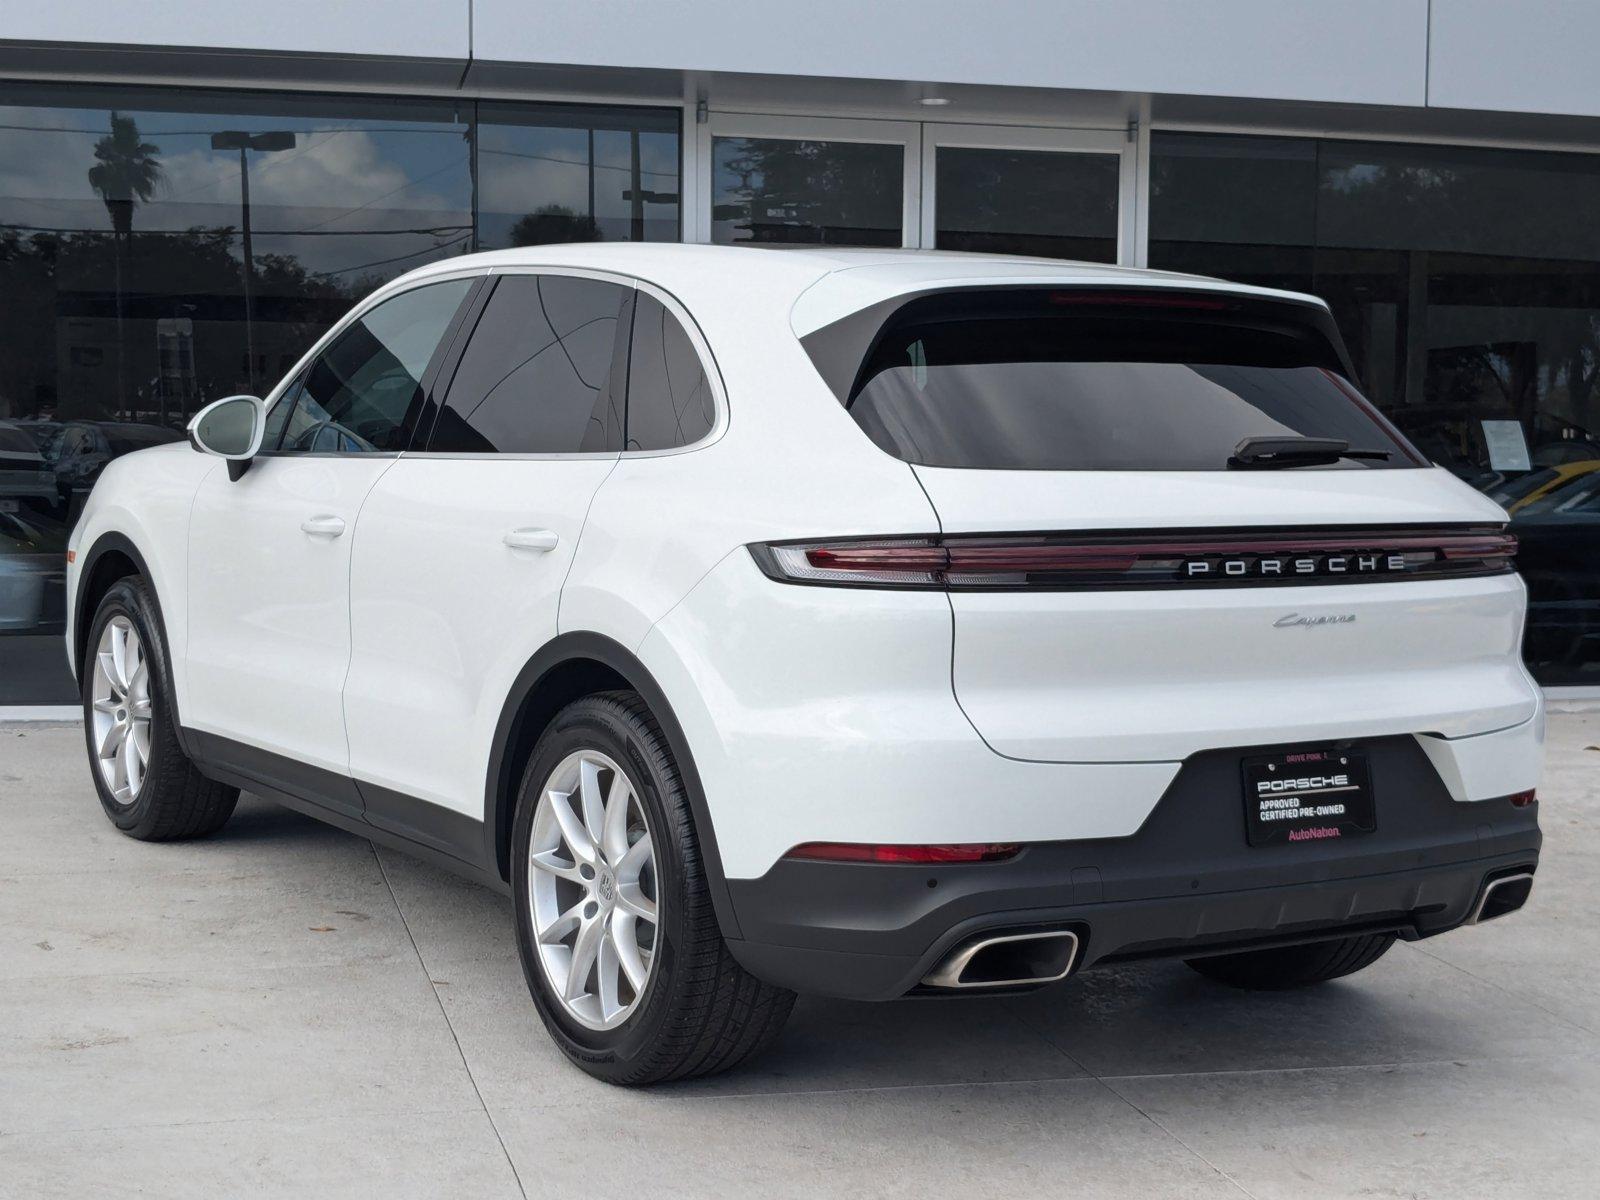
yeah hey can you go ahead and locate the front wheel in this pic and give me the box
[1185,932,1396,990]
[82,576,238,840]
[511,691,794,1085]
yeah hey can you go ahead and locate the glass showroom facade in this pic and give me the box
[3,78,1599,699]
[0,83,680,702]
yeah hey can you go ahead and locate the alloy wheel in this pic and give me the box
[527,750,660,1031]
[90,615,152,805]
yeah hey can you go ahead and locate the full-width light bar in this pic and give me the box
[749,528,1517,591]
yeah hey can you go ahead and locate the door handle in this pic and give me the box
[503,527,559,553]
[300,515,346,538]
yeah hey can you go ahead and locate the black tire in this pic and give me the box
[81,576,239,840]
[511,690,794,1086]
[1185,932,1396,990]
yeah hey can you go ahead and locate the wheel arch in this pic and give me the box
[73,532,155,686]
[483,631,741,939]
[72,530,199,761]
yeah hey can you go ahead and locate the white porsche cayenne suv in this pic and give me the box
[66,244,1543,1085]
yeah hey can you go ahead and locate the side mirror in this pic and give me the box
[187,395,266,481]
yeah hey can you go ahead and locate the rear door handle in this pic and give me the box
[300,515,346,538]
[503,527,559,553]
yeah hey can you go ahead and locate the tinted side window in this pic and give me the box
[278,279,473,454]
[625,294,715,451]
[263,383,298,450]
[428,274,630,454]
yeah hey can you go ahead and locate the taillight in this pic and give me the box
[749,527,1516,591]
[757,539,946,587]
[784,841,1021,864]
[1509,789,1537,808]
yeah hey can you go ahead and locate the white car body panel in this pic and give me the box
[638,550,1183,880]
[911,459,1513,534]
[788,256,1323,339]
[343,455,618,817]
[949,575,1537,762]
[917,463,1539,763]
[1418,712,1545,802]
[185,455,397,773]
[64,443,214,688]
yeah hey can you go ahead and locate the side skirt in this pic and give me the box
[185,729,509,896]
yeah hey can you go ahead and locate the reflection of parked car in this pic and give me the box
[1389,407,1600,484]
[29,421,183,500]
[1533,436,1600,467]
[1511,470,1600,684]
[0,421,60,506]
[1488,460,1600,515]
[0,508,67,634]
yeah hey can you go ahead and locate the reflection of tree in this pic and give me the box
[87,113,164,418]
[1154,142,1600,453]
[715,140,900,246]
[510,204,602,246]
[0,226,363,424]
[87,114,163,237]
[0,230,58,419]
[1328,163,1600,439]
[933,149,1118,260]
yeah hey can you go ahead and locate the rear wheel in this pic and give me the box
[1185,932,1396,990]
[511,691,794,1085]
[82,577,238,840]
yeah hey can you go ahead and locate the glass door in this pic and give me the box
[700,115,919,247]
[693,114,1135,261]
[920,124,1127,261]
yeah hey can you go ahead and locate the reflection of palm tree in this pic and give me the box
[87,112,163,417]
[89,113,163,235]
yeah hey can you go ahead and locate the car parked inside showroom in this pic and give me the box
[64,244,1543,1084]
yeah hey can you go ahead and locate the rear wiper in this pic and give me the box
[1227,436,1392,470]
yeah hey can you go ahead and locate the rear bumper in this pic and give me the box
[725,735,1542,999]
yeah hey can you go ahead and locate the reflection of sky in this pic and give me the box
[0,100,681,279]
[0,103,473,279]
[476,125,678,247]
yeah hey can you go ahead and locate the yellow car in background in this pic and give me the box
[1492,460,1600,514]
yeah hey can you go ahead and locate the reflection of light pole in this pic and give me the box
[211,130,296,392]
[629,131,643,241]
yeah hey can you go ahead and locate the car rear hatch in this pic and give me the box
[802,282,1539,763]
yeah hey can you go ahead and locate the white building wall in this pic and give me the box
[4,1,472,62]
[475,1,1428,107]
[8,0,1600,124]
[1428,0,1600,119]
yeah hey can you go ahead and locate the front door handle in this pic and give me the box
[300,515,346,538]
[504,527,559,553]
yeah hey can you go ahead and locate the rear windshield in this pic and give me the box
[824,289,1421,471]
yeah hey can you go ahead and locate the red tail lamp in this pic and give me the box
[784,842,1021,864]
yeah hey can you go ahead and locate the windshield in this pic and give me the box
[831,289,1422,471]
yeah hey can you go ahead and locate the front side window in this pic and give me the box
[276,279,474,454]
[427,274,630,454]
[824,289,1421,472]
[624,294,715,451]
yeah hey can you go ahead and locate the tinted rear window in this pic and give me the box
[828,289,1420,471]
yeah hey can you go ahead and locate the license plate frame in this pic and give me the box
[1241,747,1375,847]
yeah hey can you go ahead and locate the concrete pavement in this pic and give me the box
[2,716,1597,1198]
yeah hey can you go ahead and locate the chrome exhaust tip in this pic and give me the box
[921,929,1081,990]
[1469,871,1535,925]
